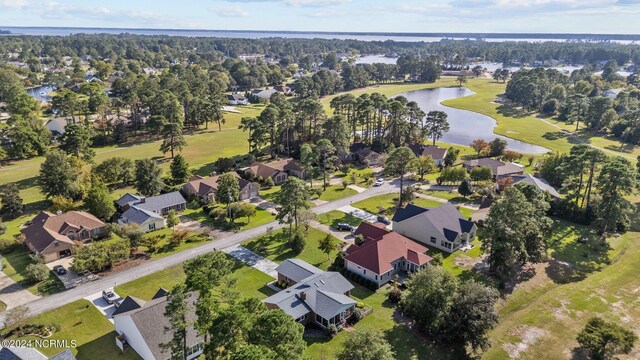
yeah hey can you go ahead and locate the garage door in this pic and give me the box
[250,190,259,198]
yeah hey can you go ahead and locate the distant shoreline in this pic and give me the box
[0,26,639,41]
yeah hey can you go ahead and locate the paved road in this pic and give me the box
[17,181,399,318]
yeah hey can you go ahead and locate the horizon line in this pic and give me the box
[1,25,640,38]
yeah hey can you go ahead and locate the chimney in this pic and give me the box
[299,291,306,300]
[56,210,62,215]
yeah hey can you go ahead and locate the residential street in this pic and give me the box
[15,181,400,319]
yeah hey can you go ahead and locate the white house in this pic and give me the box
[392,203,477,253]
[117,206,165,232]
[227,94,248,105]
[113,289,203,360]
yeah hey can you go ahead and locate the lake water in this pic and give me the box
[355,55,398,65]
[396,87,549,154]
[26,85,55,102]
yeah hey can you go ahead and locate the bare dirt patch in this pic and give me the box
[503,326,548,359]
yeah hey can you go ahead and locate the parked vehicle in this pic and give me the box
[336,223,356,232]
[113,298,124,308]
[373,178,385,186]
[377,215,391,225]
[102,289,118,304]
[52,265,67,275]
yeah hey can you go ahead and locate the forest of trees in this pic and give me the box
[505,62,640,144]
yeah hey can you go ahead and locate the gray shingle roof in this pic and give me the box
[512,174,560,198]
[394,203,475,241]
[120,206,163,225]
[111,296,145,316]
[48,350,76,360]
[115,193,142,208]
[114,291,202,360]
[275,259,323,283]
[264,266,355,320]
[134,192,186,213]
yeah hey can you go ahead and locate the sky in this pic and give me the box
[1,0,640,34]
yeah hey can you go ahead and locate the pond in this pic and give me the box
[26,85,55,102]
[396,87,550,154]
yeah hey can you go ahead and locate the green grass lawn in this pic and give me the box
[115,255,276,301]
[313,185,358,202]
[351,193,472,218]
[259,185,281,201]
[317,210,362,229]
[242,227,343,270]
[3,300,139,360]
[181,204,276,232]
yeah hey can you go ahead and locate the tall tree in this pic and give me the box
[577,317,637,360]
[170,154,190,184]
[274,177,311,234]
[337,329,396,360]
[84,182,116,220]
[161,283,189,360]
[595,157,636,233]
[385,147,417,206]
[0,183,23,218]
[59,124,95,161]
[424,111,449,145]
[412,155,436,180]
[160,122,187,158]
[135,159,164,196]
[315,139,337,191]
[38,149,77,199]
[318,234,337,260]
[217,173,240,223]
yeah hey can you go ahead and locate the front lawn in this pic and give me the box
[317,210,362,229]
[3,300,139,360]
[242,227,343,270]
[2,245,64,295]
[182,204,275,232]
[313,185,358,202]
[115,255,275,301]
[352,193,472,218]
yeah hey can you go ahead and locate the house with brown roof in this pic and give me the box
[410,144,448,166]
[344,222,432,287]
[182,172,259,203]
[462,158,524,179]
[113,288,203,360]
[21,211,108,263]
[242,158,304,185]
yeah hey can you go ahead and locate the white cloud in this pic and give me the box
[209,5,250,17]
[0,0,29,9]
[221,0,351,7]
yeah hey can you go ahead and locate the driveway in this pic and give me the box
[46,258,80,290]
[337,205,378,223]
[0,272,40,309]
[251,197,278,215]
[222,245,279,278]
[20,180,399,318]
[83,290,120,324]
[309,221,354,246]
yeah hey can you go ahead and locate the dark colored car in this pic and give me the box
[377,216,391,225]
[52,265,67,275]
[336,223,355,232]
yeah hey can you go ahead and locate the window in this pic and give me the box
[149,222,156,231]
[375,275,378,280]
[363,269,366,274]
[186,343,204,357]
[430,237,436,244]
[296,315,306,322]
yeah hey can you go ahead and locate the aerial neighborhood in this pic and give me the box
[0,20,638,360]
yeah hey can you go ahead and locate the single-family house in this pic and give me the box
[0,347,76,360]
[392,203,477,253]
[251,88,278,100]
[113,288,203,360]
[45,118,82,136]
[511,173,560,199]
[21,211,108,263]
[410,144,448,166]
[345,143,383,167]
[470,196,493,223]
[344,223,432,287]
[227,94,248,105]
[182,172,259,203]
[242,158,304,185]
[462,158,524,179]
[116,192,186,215]
[273,85,293,96]
[264,259,356,328]
[118,206,165,232]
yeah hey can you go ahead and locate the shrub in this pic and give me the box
[24,263,50,283]
[350,308,363,324]
[431,253,444,266]
[288,231,306,254]
[169,230,189,247]
[327,324,339,337]
[388,287,403,303]
[0,238,16,254]
[265,177,275,188]
[356,302,365,309]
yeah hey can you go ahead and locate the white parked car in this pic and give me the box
[373,178,385,187]
[102,288,118,304]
